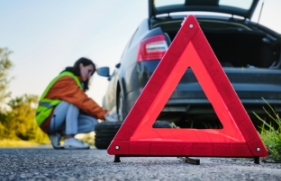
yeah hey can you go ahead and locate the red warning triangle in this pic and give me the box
[107,15,267,157]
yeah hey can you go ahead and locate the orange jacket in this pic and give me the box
[40,75,108,133]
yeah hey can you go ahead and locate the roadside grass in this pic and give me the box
[0,139,42,147]
[253,98,281,162]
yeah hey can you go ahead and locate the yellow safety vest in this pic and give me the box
[35,71,82,126]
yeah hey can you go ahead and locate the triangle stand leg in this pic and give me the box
[114,155,121,162]
[178,157,200,165]
[254,157,260,164]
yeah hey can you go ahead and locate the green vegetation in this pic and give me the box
[0,94,50,146]
[253,98,281,162]
[0,47,49,147]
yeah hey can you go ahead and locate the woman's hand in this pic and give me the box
[105,113,118,122]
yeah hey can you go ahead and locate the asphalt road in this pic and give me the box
[0,146,280,181]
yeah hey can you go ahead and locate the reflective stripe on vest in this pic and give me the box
[35,71,82,126]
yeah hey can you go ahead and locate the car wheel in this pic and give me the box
[94,121,171,149]
[94,121,122,149]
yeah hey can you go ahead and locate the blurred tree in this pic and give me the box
[6,94,48,143]
[0,47,48,144]
[0,48,13,105]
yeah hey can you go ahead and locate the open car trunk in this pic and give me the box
[162,21,281,69]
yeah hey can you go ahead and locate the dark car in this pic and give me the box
[95,0,281,149]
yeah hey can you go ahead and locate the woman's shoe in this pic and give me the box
[48,133,64,149]
[64,138,90,149]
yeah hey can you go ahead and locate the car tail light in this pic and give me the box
[137,34,168,62]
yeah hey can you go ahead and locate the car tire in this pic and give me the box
[94,120,171,149]
[94,121,122,149]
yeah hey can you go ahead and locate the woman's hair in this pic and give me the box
[63,57,96,92]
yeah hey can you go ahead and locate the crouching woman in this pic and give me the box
[35,57,116,149]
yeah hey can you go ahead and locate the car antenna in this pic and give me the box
[257,0,265,25]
